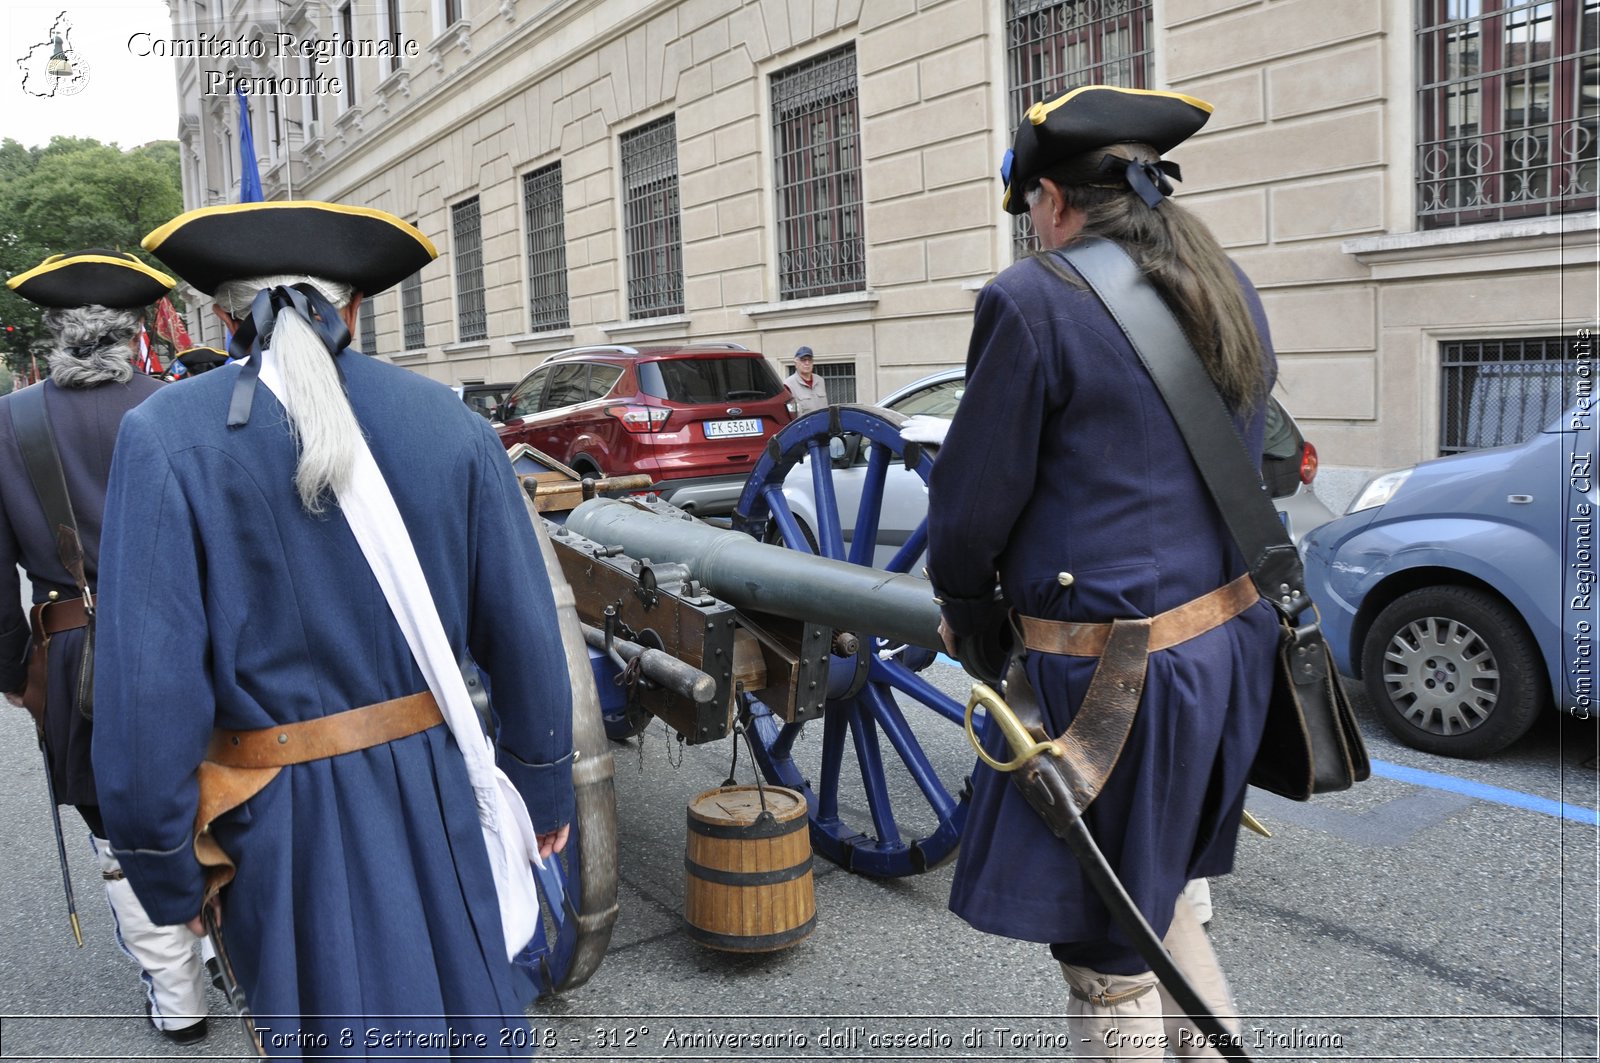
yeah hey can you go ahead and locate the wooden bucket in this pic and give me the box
[683,785,815,952]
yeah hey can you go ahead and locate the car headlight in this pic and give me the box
[1347,468,1414,513]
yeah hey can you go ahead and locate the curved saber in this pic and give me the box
[965,683,1255,1062]
[202,904,266,1057]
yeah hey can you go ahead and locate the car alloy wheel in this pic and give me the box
[1361,585,1546,758]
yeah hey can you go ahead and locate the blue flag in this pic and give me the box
[236,89,263,203]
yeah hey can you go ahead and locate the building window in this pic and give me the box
[1440,335,1584,453]
[1417,0,1598,229]
[339,1,356,106]
[442,0,462,27]
[268,95,282,159]
[305,57,320,126]
[620,116,684,319]
[815,361,858,404]
[359,297,377,357]
[452,197,487,342]
[522,163,570,331]
[401,268,425,350]
[771,46,866,300]
[1004,0,1155,256]
[384,0,404,75]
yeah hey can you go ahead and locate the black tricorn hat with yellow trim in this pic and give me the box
[173,345,230,375]
[1001,85,1213,215]
[6,248,175,308]
[141,201,437,296]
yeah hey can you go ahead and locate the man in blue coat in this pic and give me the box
[92,202,574,1057]
[2,249,210,1044]
[929,87,1280,1057]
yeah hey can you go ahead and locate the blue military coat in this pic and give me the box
[92,351,573,1054]
[0,375,164,807]
[928,252,1280,973]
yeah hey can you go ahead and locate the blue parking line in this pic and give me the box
[932,657,1599,825]
[1370,760,1599,825]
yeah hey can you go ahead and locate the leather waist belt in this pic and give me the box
[206,692,443,768]
[194,691,442,899]
[1017,573,1259,657]
[30,595,88,636]
[1004,574,1260,814]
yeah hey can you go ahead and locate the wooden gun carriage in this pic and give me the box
[515,406,985,996]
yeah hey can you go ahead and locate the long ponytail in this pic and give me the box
[213,275,360,513]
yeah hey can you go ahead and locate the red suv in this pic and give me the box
[495,343,795,515]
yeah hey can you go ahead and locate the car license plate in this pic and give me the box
[705,418,763,439]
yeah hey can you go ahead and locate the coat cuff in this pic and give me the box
[109,839,206,927]
[498,748,576,834]
[935,590,1001,638]
[0,618,28,693]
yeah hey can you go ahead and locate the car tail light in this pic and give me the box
[1299,441,1319,484]
[607,405,670,434]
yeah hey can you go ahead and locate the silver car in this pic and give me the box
[779,367,1336,568]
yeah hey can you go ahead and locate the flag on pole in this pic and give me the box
[153,296,193,351]
[237,89,263,203]
[135,326,164,375]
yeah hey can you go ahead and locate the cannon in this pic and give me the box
[515,406,985,996]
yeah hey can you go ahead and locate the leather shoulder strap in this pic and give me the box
[10,384,90,596]
[1052,239,1310,621]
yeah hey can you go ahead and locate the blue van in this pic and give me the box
[1303,401,1596,757]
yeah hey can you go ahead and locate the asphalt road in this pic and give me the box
[1,643,1596,1062]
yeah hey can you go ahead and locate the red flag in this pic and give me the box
[136,327,164,375]
[153,297,193,351]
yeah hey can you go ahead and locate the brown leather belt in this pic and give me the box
[194,691,442,898]
[1017,573,1259,657]
[29,595,88,636]
[1006,574,1261,813]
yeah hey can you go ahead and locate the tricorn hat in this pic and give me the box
[141,201,437,296]
[173,345,230,375]
[1000,85,1212,215]
[6,248,175,309]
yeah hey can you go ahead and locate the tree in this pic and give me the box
[0,137,183,378]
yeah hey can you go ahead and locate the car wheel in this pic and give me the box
[1361,586,1546,758]
[572,458,602,479]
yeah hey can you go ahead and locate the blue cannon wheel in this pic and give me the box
[731,405,980,878]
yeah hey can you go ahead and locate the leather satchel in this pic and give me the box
[11,384,97,721]
[1052,240,1370,801]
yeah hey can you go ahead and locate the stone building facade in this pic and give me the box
[168,0,1597,500]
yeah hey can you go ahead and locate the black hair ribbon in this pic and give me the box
[1102,156,1183,209]
[224,283,351,427]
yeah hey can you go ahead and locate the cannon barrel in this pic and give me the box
[565,498,943,649]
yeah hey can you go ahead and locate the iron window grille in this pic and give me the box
[359,297,377,357]
[401,268,425,350]
[772,46,866,299]
[339,2,356,106]
[522,163,570,331]
[620,117,685,319]
[385,0,404,75]
[452,197,487,342]
[815,361,858,404]
[1417,0,1598,229]
[1439,335,1586,452]
[1004,0,1154,257]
